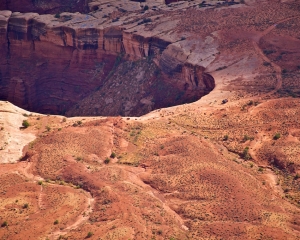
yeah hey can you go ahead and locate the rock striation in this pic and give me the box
[0,0,216,116]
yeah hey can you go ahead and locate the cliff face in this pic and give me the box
[0,0,89,14]
[0,7,216,116]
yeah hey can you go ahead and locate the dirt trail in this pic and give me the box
[117,165,189,231]
[252,15,300,96]
[50,193,95,240]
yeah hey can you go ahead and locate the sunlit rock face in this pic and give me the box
[0,7,215,116]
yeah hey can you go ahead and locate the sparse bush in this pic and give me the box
[110,152,116,158]
[104,158,110,164]
[46,125,51,132]
[243,135,250,142]
[23,203,29,209]
[143,5,149,10]
[38,180,43,185]
[273,133,281,140]
[157,230,163,235]
[223,135,229,141]
[1,221,8,227]
[22,120,30,128]
[54,219,59,225]
[54,13,60,18]
[258,167,264,172]
[294,174,300,180]
[62,118,67,122]
[242,147,251,160]
[87,232,93,238]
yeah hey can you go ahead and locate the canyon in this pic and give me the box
[1,0,300,239]
[0,1,217,116]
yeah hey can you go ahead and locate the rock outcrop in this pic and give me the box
[0,0,89,14]
[0,0,216,116]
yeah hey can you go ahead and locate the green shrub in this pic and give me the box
[38,180,43,185]
[46,125,51,132]
[104,158,110,164]
[273,133,281,140]
[22,120,30,128]
[87,232,93,238]
[54,13,60,18]
[23,203,29,209]
[242,147,251,160]
[54,220,59,225]
[110,152,116,158]
[223,135,229,141]
[1,221,8,227]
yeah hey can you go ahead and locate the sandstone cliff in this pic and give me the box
[0,1,217,116]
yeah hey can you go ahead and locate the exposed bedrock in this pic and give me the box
[0,0,89,14]
[0,10,216,116]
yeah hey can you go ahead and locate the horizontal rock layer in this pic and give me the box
[0,8,216,116]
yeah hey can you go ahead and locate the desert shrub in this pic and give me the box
[54,13,60,18]
[38,180,43,185]
[242,147,251,160]
[104,158,110,164]
[258,167,264,172]
[110,152,116,158]
[87,232,93,238]
[46,125,51,131]
[23,203,29,209]
[273,133,281,140]
[54,220,59,225]
[1,221,8,227]
[22,120,30,128]
[143,5,149,10]
[223,135,229,141]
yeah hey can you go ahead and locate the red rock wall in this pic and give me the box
[0,0,89,14]
[0,11,215,116]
